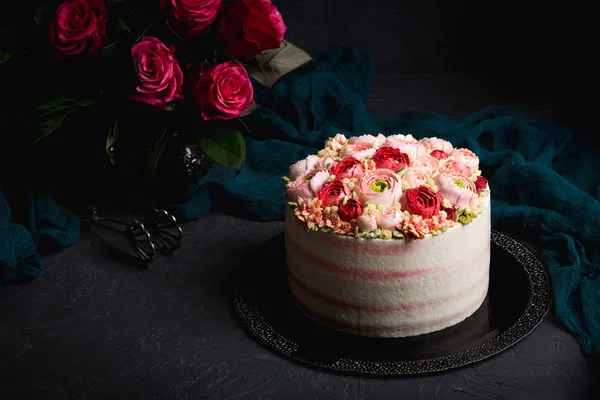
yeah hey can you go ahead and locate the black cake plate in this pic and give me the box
[230,230,552,376]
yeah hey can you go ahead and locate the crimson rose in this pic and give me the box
[401,185,442,218]
[50,0,107,57]
[317,178,351,207]
[218,0,286,58]
[160,0,222,38]
[130,36,184,110]
[329,157,364,180]
[372,147,410,171]
[339,199,362,222]
[192,61,254,120]
[444,207,456,221]
[430,150,449,160]
[474,175,488,194]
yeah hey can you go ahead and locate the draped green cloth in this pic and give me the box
[1,46,598,359]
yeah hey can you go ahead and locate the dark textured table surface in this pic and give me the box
[1,1,598,398]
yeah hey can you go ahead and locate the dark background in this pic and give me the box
[1,1,597,399]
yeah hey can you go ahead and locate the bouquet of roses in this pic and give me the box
[0,0,311,185]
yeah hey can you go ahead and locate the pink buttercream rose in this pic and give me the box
[289,155,320,180]
[340,142,377,160]
[356,211,379,232]
[355,169,402,206]
[329,157,364,180]
[286,168,330,202]
[419,137,453,154]
[435,171,478,208]
[130,36,184,110]
[377,205,404,230]
[451,148,479,172]
[50,0,107,58]
[160,0,222,38]
[440,159,472,177]
[411,155,440,175]
[192,61,254,120]
[382,138,427,161]
[402,168,430,189]
[218,0,286,58]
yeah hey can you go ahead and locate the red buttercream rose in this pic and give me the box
[474,175,489,195]
[430,150,449,160]
[317,178,351,207]
[372,147,411,171]
[444,207,456,222]
[218,0,286,58]
[339,199,362,222]
[50,0,107,57]
[401,185,443,218]
[160,0,223,38]
[192,61,254,120]
[130,36,184,110]
[329,157,364,180]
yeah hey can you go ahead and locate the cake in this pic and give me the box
[282,133,491,338]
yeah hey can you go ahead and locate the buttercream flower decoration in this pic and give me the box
[355,169,402,206]
[356,210,379,232]
[338,199,362,222]
[382,137,427,161]
[289,155,320,180]
[435,171,477,208]
[450,148,479,172]
[286,168,330,203]
[400,186,443,219]
[329,157,364,180]
[316,178,351,207]
[372,147,411,172]
[419,137,454,154]
[347,134,386,146]
[474,175,489,195]
[377,205,404,230]
[340,141,377,160]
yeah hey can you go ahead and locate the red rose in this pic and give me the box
[339,199,362,222]
[192,61,254,120]
[400,185,442,218]
[372,147,411,172]
[317,179,351,207]
[50,0,107,57]
[130,37,184,110]
[329,157,364,180]
[444,207,456,222]
[474,175,489,195]
[430,150,449,160]
[218,0,286,58]
[160,0,223,38]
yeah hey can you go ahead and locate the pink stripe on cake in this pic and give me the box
[286,233,435,280]
[288,270,488,314]
[291,283,488,336]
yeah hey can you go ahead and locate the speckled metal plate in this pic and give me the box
[231,230,552,376]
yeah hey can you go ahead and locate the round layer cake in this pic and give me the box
[283,133,491,337]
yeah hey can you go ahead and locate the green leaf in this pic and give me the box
[196,128,246,170]
[117,18,134,37]
[251,40,312,87]
[34,96,95,143]
[145,129,169,175]
[0,48,11,64]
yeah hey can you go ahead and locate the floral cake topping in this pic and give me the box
[283,133,490,240]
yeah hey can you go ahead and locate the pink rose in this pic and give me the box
[419,137,453,153]
[340,142,377,160]
[160,0,222,38]
[130,36,184,110]
[286,168,330,202]
[372,147,411,172]
[356,211,379,232]
[451,148,479,172]
[317,179,351,207]
[192,61,254,120]
[50,0,107,57]
[348,134,386,146]
[377,205,404,230]
[402,168,430,189]
[382,138,427,161]
[218,0,286,58]
[430,150,449,160]
[435,171,477,208]
[411,155,440,175]
[441,159,472,177]
[339,199,362,222]
[289,155,320,180]
[355,169,402,206]
[401,186,443,218]
[329,157,364,180]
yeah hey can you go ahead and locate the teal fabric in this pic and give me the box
[1,46,598,360]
